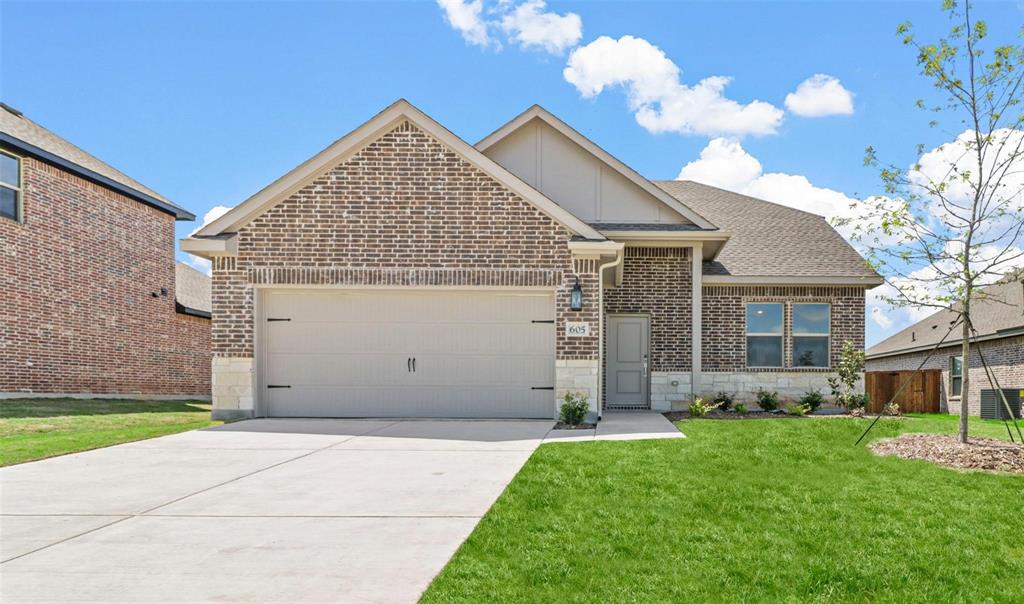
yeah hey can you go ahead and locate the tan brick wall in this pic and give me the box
[701,285,866,372]
[0,155,210,396]
[865,334,1024,415]
[212,120,597,368]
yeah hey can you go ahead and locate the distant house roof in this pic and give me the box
[866,276,1024,359]
[175,262,211,318]
[656,180,881,284]
[0,103,194,221]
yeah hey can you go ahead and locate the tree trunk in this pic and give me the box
[959,301,970,444]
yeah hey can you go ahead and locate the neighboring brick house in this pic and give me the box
[0,103,211,399]
[866,276,1024,417]
[182,100,881,420]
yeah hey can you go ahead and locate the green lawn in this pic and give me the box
[0,398,219,466]
[423,415,1023,603]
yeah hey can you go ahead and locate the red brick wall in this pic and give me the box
[0,155,210,396]
[214,120,596,360]
[603,247,692,371]
[702,285,866,371]
[865,335,1024,415]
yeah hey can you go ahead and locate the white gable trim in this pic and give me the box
[476,106,717,230]
[195,100,604,240]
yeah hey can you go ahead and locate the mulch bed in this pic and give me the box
[869,433,1024,474]
[663,410,806,421]
[553,422,597,430]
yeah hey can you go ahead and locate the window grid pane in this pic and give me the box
[793,303,830,335]
[746,303,783,335]
[0,153,19,188]
[793,336,829,367]
[747,336,783,367]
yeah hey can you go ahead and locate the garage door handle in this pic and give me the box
[412,357,416,372]
[267,385,291,389]
[267,318,291,322]
[407,358,411,372]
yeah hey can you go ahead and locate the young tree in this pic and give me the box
[838,1,1024,442]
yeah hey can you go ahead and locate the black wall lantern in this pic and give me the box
[570,276,583,311]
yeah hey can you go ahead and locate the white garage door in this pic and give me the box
[260,289,556,418]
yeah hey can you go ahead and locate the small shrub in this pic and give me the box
[756,388,779,411]
[784,402,809,416]
[829,341,866,408]
[883,401,901,416]
[712,391,734,411]
[559,392,589,426]
[799,390,826,413]
[688,397,720,418]
[847,393,870,411]
[734,402,749,415]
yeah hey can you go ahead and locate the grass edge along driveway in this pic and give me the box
[1,398,219,467]
[422,415,1023,603]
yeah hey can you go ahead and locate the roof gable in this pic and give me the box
[476,105,716,230]
[196,100,603,240]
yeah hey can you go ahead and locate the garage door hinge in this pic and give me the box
[267,384,291,389]
[531,386,554,390]
[531,320,555,324]
[267,318,291,322]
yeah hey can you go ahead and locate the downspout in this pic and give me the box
[596,244,625,422]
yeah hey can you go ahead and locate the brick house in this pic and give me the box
[866,275,1024,417]
[0,103,211,399]
[182,100,881,420]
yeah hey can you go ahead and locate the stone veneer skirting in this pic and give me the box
[652,371,864,410]
[556,359,600,422]
[211,357,255,420]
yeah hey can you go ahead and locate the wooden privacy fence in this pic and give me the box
[865,370,942,413]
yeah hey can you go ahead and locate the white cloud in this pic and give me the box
[870,306,893,329]
[784,74,854,117]
[437,0,492,48]
[500,0,581,54]
[563,35,784,137]
[677,137,855,221]
[189,205,231,236]
[184,255,212,276]
[182,205,231,276]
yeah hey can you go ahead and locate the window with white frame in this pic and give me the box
[950,355,963,397]
[746,303,783,368]
[792,303,831,367]
[0,151,21,221]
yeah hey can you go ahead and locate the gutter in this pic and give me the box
[175,301,212,319]
[0,134,195,221]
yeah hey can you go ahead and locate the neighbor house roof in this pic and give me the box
[656,180,882,285]
[175,262,211,318]
[866,276,1024,359]
[0,103,194,220]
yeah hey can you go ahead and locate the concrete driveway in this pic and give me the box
[0,419,552,603]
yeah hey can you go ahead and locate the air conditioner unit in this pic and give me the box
[979,388,1022,420]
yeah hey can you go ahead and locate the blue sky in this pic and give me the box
[3,1,1022,345]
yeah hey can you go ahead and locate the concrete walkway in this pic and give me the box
[543,411,685,443]
[0,419,552,603]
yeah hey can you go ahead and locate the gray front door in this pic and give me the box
[606,315,650,410]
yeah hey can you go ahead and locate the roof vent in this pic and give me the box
[0,102,23,117]
[911,331,916,342]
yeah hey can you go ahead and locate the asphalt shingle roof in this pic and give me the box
[175,262,211,315]
[0,103,191,219]
[655,180,880,280]
[866,276,1024,358]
